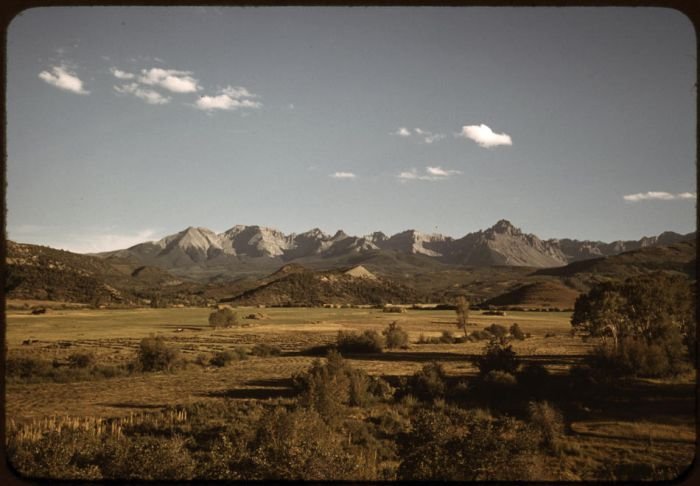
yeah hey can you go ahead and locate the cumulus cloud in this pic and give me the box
[110,67,135,79]
[457,124,512,148]
[114,83,171,105]
[330,172,357,179]
[195,86,262,111]
[394,127,411,137]
[398,166,461,182]
[38,65,89,94]
[623,191,697,202]
[139,67,200,93]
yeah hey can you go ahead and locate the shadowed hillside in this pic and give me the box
[482,280,581,309]
[224,265,418,306]
[6,241,204,306]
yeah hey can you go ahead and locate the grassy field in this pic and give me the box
[5,305,695,480]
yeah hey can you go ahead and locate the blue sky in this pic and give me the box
[6,7,696,253]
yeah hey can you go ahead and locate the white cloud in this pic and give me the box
[398,166,461,182]
[330,172,357,179]
[139,67,200,93]
[114,83,171,105]
[38,65,89,94]
[195,85,262,111]
[623,191,697,202]
[110,67,135,79]
[423,132,446,144]
[457,124,512,148]
[426,166,461,177]
[394,127,445,143]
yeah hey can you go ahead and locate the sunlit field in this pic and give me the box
[6,306,694,480]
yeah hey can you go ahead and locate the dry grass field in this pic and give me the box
[5,305,695,480]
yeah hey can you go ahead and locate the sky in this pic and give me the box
[6,7,697,253]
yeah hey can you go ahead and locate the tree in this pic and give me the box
[209,307,238,328]
[572,273,694,346]
[572,273,695,376]
[571,282,628,348]
[455,295,470,337]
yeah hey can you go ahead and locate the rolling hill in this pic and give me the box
[6,241,204,306]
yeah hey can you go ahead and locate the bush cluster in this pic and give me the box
[336,330,384,354]
[474,339,520,376]
[585,334,688,378]
[292,350,393,420]
[137,336,181,372]
[382,322,409,349]
[210,348,248,367]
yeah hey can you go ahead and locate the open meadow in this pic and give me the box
[5,305,695,480]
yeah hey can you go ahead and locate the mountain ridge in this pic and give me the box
[95,220,695,278]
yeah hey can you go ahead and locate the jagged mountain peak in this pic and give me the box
[486,219,520,235]
[96,221,696,276]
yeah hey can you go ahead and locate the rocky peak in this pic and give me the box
[487,219,520,235]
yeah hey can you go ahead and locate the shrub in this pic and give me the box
[585,334,688,378]
[474,339,520,376]
[247,406,367,480]
[67,352,96,369]
[383,322,409,349]
[250,343,282,357]
[209,308,239,328]
[137,336,180,372]
[528,401,565,455]
[483,370,517,386]
[509,323,525,340]
[336,330,384,354]
[6,356,54,380]
[439,331,455,344]
[397,405,544,481]
[407,362,447,401]
[210,348,247,367]
[101,435,196,480]
[469,330,493,341]
[8,428,104,479]
[484,324,508,338]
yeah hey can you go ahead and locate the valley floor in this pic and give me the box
[5,306,696,481]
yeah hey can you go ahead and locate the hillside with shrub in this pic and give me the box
[224,266,419,306]
[6,241,204,306]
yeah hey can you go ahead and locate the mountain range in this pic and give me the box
[98,220,695,280]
